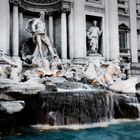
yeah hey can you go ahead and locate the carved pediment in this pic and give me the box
[119,23,130,31]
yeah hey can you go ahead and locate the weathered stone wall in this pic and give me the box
[54,14,61,57]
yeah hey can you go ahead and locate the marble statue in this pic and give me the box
[102,60,121,86]
[26,12,56,64]
[2,56,22,82]
[0,12,137,94]
[110,77,137,93]
[85,59,121,86]
[20,12,63,78]
[0,66,7,78]
[0,51,8,79]
[87,20,102,54]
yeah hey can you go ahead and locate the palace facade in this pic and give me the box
[0,0,140,73]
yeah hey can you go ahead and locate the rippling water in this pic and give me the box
[1,121,140,140]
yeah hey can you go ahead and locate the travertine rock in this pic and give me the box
[110,77,137,93]
[0,101,25,114]
[0,78,45,94]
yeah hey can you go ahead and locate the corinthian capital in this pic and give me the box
[10,0,21,6]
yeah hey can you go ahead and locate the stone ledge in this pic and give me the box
[131,62,140,70]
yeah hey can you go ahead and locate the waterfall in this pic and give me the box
[2,88,140,129]
[126,94,140,117]
[36,90,115,125]
[113,93,140,119]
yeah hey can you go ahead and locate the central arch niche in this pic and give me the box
[9,0,71,57]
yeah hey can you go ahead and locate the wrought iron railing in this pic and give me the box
[120,48,130,54]
[118,0,128,14]
[85,0,101,4]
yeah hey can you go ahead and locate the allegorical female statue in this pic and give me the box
[87,20,102,54]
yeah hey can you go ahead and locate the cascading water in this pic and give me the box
[1,84,140,131]
[24,89,140,127]
[125,94,140,117]
[34,89,116,126]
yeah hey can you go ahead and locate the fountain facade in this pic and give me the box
[0,0,140,134]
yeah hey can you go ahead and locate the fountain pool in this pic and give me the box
[1,121,140,140]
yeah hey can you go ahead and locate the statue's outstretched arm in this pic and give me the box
[99,29,103,36]
[87,27,92,39]
[31,19,38,33]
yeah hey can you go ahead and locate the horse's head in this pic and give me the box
[114,65,121,75]
[107,63,121,76]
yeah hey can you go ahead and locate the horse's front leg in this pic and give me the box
[105,73,114,86]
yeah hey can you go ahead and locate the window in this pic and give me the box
[86,0,101,3]
[119,23,129,53]
[119,30,127,49]
[86,0,100,1]
[118,0,126,4]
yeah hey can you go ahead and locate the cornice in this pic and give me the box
[85,4,105,14]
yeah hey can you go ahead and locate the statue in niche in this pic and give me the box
[20,12,63,77]
[87,20,102,54]
[25,11,57,65]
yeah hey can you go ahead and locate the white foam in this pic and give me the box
[31,119,140,131]
[57,88,98,92]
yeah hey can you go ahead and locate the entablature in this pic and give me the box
[9,0,71,14]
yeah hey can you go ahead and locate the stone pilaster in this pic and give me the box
[0,0,10,55]
[130,0,138,63]
[19,11,23,43]
[12,3,19,56]
[48,14,54,45]
[104,0,110,60]
[61,10,67,59]
[73,0,86,60]
[68,7,74,59]
[105,0,119,60]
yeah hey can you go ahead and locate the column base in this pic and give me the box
[73,58,88,65]
[61,58,71,64]
[12,55,21,60]
[131,62,140,76]
[87,53,105,62]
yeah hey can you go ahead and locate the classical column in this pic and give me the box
[19,10,23,43]
[73,0,86,60]
[130,0,138,63]
[48,14,54,45]
[104,0,110,60]
[12,4,19,57]
[61,11,67,59]
[68,7,74,59]
[0,0,10,55]
[105,0,119,60]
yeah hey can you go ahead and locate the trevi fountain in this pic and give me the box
[1,10,140,140]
